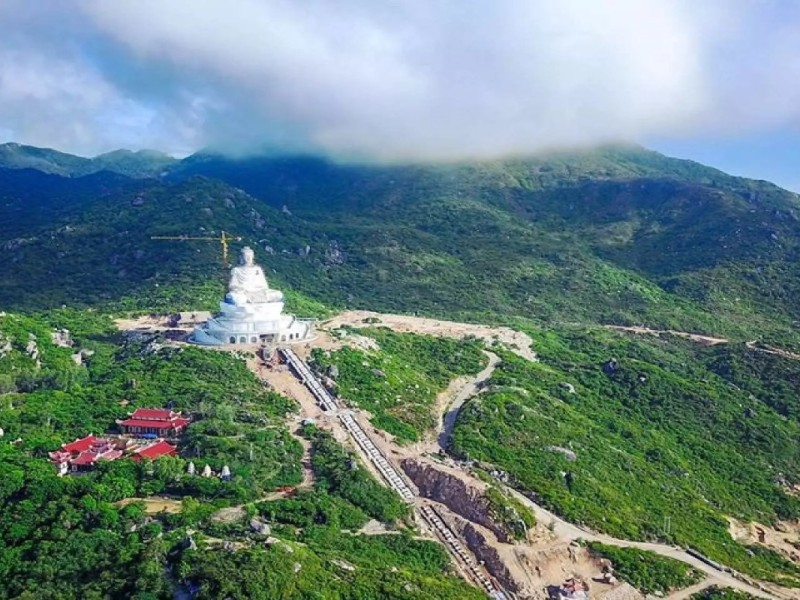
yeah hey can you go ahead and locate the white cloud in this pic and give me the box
[0,0,798,159]
[0,51,122,152]
[77,0,712,159]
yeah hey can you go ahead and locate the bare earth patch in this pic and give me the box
[322,310,537,362]
[117,496,182,515]
[729,517,800,564]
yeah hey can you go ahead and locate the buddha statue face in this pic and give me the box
[240,246,255,266]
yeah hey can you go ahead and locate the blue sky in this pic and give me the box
[650,130,800,193]
[0,1,798,191]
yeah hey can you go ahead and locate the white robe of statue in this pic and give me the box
[226,246,283,305]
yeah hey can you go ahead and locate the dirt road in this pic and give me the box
[505,487,784,599]
[604,325,729,346]
[668,578,717,600]
[324,310,537,362]
[745,341,800,362]
[436,350,499,452]
[607,326,800,366]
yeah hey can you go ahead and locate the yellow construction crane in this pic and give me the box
[150,231,243,263]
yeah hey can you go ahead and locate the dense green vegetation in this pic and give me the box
[0,310,302,501]
[0,311,481,598]
[310,327,486,441]
[451,327,800,584]
[587,543,702,594]
[306,426,409,522]
[693,587,757,600]
[0,452,174,599]
[6,143,800,594]
[4,144,800,350]
[177,530,484,600]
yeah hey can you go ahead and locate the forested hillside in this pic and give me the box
[4,144,800,595]
[3,144,800,348]
[0,311,481,599]
[450,327,800,584]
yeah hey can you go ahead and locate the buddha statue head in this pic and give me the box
[240,246,255,266]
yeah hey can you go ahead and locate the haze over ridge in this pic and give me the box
[0,1,799,187]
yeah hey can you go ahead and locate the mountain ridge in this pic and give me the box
[0,142,177,178]
[2,142,800,347]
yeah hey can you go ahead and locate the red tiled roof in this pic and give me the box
[71,451,99,466]
[130,408,176,421]
[49,451,71,463]
[120,418,190,430]
[134,440,177,460]
[62,435,101,454]
[97,450,123,461]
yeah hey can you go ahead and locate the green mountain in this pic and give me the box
[3,144,800,345]
[0,142,177,178]
[91,148,178,178]
[4,143,800,594]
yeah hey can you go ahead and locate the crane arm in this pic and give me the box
[150,236,218,240]
[150,231,243,263]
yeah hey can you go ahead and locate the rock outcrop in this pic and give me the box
[457,520,521,595]
[401,459,511,543]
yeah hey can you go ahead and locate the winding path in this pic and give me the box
[606,325,800,364]
[436,350,499,452]
[745,341,800,362]
[604,325,729,346]
[668,578,717,600]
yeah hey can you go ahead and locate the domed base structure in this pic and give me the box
[188,246,316,346]
[190,298,316,346]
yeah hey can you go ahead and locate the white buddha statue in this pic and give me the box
[225,246,283,306]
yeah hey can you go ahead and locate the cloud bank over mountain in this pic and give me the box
[0,0,798,160]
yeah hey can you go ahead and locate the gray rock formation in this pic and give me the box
[457,520,520,594]
[401,459,511,543]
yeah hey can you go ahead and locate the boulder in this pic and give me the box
[602,358,620,375]
[545,446,577,462]
[250,518,271,535]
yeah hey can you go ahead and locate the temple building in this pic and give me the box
[131,440,178,462]
[190,246,316,346]
[49,435,124,474]
[49,434,178,475]
[118,408,191,437]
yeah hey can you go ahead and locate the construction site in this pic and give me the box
[115,310,789,600]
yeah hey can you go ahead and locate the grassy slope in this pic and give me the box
[450,327,800,583]
[309,328,487,442]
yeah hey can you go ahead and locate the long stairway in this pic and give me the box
[278,347,508,599]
